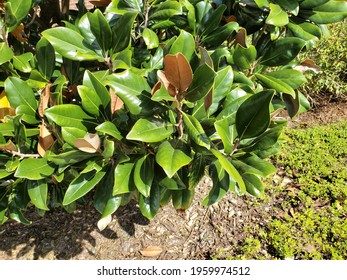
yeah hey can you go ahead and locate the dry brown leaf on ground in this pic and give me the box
[140,246,163,257]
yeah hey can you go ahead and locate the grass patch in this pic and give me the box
[219,122,347,259]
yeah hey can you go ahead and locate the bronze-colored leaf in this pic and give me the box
[140,246,163,257]
[0,141,17,152]
[234,28,247,48]
[294,59,320,73]
[157,70,177,97]
[11,23,28,43]
[38,125,54,157]
[110,89,124,115]
[89,0,111,6]
[39,84,51,118]
[163,53,193,94]
[74,133,101,153]
[204,89,213,111]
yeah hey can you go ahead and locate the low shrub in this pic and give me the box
[0,0,347,230]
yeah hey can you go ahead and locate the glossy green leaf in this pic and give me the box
[62,127,87,147]
[36,38,56,79]
[13,53,33,73]
[107,70,153,115]
[156,141,192,178]
[77,85,105,118]
[202,161,233,205]
[208,66,233,115]
[44,104,97,131]
[188,154,206,189]
[287,22,320,48]
[214,118,233,154]
[150,1,182,20]
[112,12,137,54]
[202,22,239,48]
[243,173,264,197]
[231,153,276,178]
[283,92,300,119]
[236,90,275,139]
[233,45,257,69]
[182,112,210,149]
[83,70,111,114]
[134,155,154,197]
[260,37,306,66]
[94,168,122,231]
[113,162,135,195]
[185,64,216,102]
[126,118,174,143]
[172,188,194,210]
[300,0,329,9]
[0,43,14,65]
[16,105,39,125]
[5,0,32,32]
[5,77,37,112]
[255,0,269,8]
[266,3,289,27]
[27,180,49,211]
[266,69,306,90]
[170,30,195,61]
[202,4,226,36]
[48,150,95,165]
[9,204,31,225]
[63,170,106,205]
[143,28,159,49]
[107,0,143,13]
[255,73,295,97]
[210,148,246,193]
[307,2,347,24]
[275,0,299,15]
[96,121,122,140]
[181,0,196,32]
[139,183,160,219]
[42,27,101,61]
[88,9,112,53]
[15,158,55,180]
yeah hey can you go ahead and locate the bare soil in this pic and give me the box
[1,100,347,260]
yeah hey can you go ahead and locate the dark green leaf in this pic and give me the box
[126,118,174,143]
[170,30,195,61]
[44,104,97,131]
[112,12,137,54]
[42,27,102,61]
[185,63,216,102]
[210,148,246,193]
[106,70,153,115]
[266,69,307,90]
[202,22,239,48]
[156,141,192,178]
[172,188,194,210]
[300,0,329,9]
[231,153,276,177]
[96,121,122,140]
[134,155,154,197]
[5,77,37,112]
[88,9,112,53]
[236,90,275,139]
[139,183,160,219]
[0,43,14,65]
[15,158,55,180]
[182,112,210,149]
[27,180,49,211]
[62,127,87,147]
[113,162,135,195]
[48,150,95,165]
[5,0,32,32]
[233,45,257,70]
[36,38,56,79]
[107,0,143,13]
[255,73,295,97]
[283,91,300,119]
[214,118,234,154]
[243,173,264,197]
[13,53,33,73]
[260,37,306,66]
[77,85,105,118]
[63,169,107,205]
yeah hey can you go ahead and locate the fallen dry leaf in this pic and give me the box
[110,89,124,115]
[140,246,163,257]
[39,84,51,118]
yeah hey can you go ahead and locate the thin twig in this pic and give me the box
[5,150,40,159]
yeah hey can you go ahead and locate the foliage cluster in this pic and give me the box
[0,0,347,230]
[301,19,347,100]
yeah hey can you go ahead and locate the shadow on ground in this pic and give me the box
[0,201,149,259]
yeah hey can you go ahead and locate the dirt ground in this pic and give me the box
[1,100,347,260]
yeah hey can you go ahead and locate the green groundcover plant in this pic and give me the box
[0,0,346,230]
